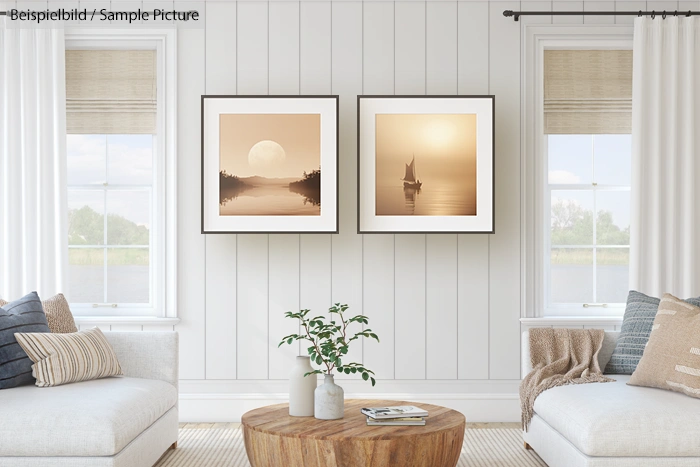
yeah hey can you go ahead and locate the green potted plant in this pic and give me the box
[279,303,379,420]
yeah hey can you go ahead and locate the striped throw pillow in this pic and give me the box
[15,327,123,387]
[629,294,700,398]
[0,292,51,389]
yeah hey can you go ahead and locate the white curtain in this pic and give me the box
[0,25,68,300]
[631,17,700,297]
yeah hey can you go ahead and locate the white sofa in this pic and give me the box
[0,332,179,467]
[522,330,700,467]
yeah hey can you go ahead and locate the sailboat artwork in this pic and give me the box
[402,155,422,189]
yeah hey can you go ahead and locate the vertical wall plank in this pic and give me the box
[204,1,238,381]
[175,1,206,380]
[269,1,300,95]
[615,1,647,24]
[584,1,615,24]
[301,2,332,94]
[425,2,458,380]
[520,1,553,25]
[362,1,396,380]
[488,1,521,380]
[394,2,426,94]
[426,235,458,379]
[456,1,490,381]
[299,237,331,328]
[237,2,269,95]
[427,2,457,95]
[268,235,301,379]
[331,1,364,379]
[237,235,269,379]
[552,1,584,24]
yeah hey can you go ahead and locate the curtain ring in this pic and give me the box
[651,10,656,19]
[687,10,692,17]
[662,11,667,19]
[638,10,643,17]
[674,10,678,17]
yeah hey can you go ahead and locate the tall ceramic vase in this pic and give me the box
[314,374,344,420]
[289,356,316,417]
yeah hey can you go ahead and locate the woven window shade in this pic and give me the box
[544,50,632,134]
[66,50,156,134]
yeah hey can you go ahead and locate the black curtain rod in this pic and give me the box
[504,9,700,21]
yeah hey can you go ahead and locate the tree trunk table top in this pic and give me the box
[241,399,466,467]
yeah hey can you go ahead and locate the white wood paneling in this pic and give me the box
[363,1,395,95]
[488,1,521,380]
[584,1,614,24]
[299,235,332,367]
[300,2,332,95]
[394,2,426,94]
[331,1,364,380]
[457,2,489,94]
[237,2,268,95]
[236,235,269,379]
[427,1,457,95]
[269,1,300,95]
[615,0,646,24]
[175,6,206,380]
[553,1,584,24]
[520,1,553,25]
[268,235,301,379]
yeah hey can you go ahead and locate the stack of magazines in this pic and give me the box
[361,405,428,426]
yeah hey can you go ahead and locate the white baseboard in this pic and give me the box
[178,392,520,423]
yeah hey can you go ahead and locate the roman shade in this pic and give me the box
[66,50,156,134]
[544,50,632,134]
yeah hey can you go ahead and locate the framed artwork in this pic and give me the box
[201,95,339,233]
[357,95,495,233]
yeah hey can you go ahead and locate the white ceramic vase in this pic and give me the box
[289,356,317,417]
[314,374,344,420]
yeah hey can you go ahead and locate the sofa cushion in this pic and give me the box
[0,292,51,389]
[0,376,177,456]
[534,374,700,457]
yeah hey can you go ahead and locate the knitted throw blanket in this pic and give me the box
[520,328,615,431]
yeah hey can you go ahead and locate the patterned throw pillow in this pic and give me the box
[629,294,700,398]
[0,292,51,389]
[1,294,77,333]
[605,291,700,374]
[15,327,123,387]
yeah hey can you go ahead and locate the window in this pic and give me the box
[546,134,631,313]
[65,31,176,317]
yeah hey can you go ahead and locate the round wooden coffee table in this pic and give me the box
[241,399,465,467]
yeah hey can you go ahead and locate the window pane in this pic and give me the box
[551,248,593,303]
[108,135,153,185]
[106,191,151,245]
[596,190,630,245]
[594,135,631,186]
[68,248,104,303]
[551,190,594,245]
[548,135,592,184]
[68,190,104,245]
[67,135,106,185]
[107,248,149,304]
[596,248,629,303]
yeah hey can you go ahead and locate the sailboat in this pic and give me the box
[402,154,422,189]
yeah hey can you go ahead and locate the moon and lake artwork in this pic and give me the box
[358,96,494,233]
[218,113,321,216]
[202,96,338,233]
[375,114,477,217]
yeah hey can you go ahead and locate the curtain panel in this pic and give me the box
[0,24,68,300]
[630,17,700,297]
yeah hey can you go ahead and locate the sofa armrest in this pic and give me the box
[103,332,179,390]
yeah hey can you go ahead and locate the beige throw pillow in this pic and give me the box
[628,293,700,398]
[14,327,123,387]
[0,294,77,333]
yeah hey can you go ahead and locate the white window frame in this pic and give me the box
[65,29,177,320]
[521,25,633,319]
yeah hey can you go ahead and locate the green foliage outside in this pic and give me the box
[68,205,149,266]
[551,199,629,266]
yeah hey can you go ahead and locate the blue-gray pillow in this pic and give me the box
[0,292,50,389]
[605,290,700,374]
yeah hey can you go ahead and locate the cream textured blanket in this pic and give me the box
[520,328,614,431]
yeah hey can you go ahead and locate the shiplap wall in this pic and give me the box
[73,0,695,421]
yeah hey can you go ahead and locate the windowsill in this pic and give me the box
[74,316,180,326]
[520,316,623,326]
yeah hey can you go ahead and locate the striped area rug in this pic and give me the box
[156,426,546,467]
